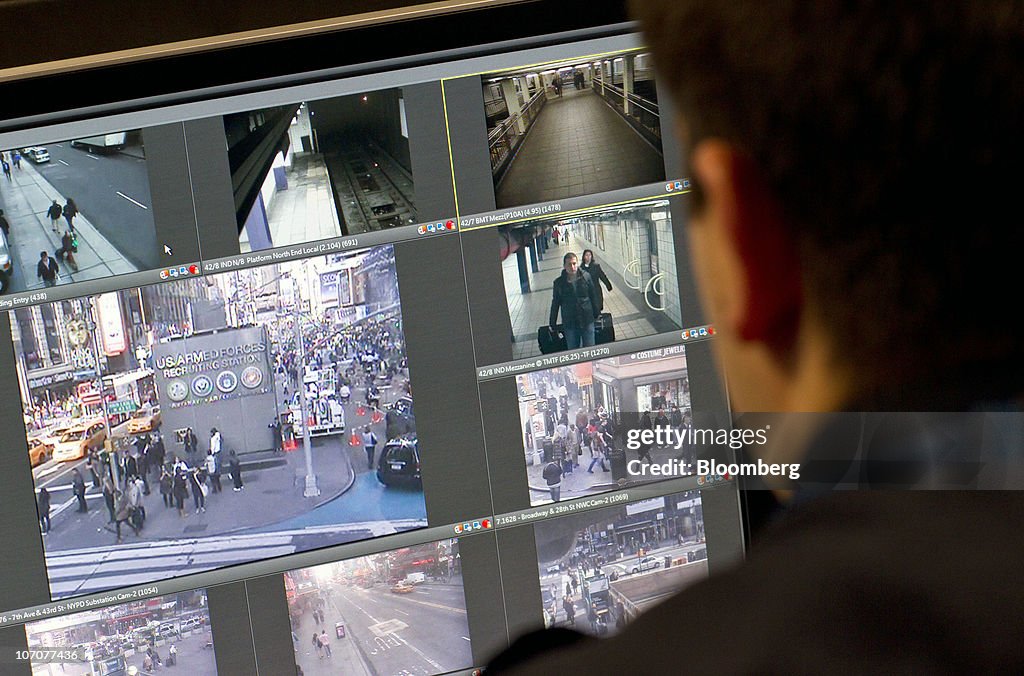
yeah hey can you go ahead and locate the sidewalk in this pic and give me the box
[0,160,135,292]
[294,593,375,676]
[41,435,357,552]
[528,441,684,504]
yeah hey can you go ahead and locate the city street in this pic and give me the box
[540,540,708,630]
[35,627,217,676]
[17,247,424,599]
[33,371,422,547]
[123,627,217,675]
[33,141,158,270]
[36,377,426,600]
[293,581,472,676]
[526,431,690,505]
[35,432,356,549]
[520,357,692,506]
[0,156,138,293]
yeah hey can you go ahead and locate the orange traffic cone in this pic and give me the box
[356,405,366,417]
[371,410,384,424]
[348,432,361,447]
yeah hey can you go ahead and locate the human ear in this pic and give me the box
[690,140,802,348]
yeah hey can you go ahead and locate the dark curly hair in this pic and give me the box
[632,1,1024,403]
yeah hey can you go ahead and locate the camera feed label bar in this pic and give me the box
[491,476,727,528]
[476,325,715,381]
[457,180,688,232]
[0,263,202,310]
[200,219,457,276]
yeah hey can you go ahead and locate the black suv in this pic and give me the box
[376,436,420,487]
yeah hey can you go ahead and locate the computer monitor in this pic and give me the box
[0,2,745,673]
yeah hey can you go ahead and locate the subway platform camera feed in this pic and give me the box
[0,132,158,294]
[225,89,416,252]
[517,346,692,506]
[500,200,683,360]
[286,539,472,676]
[535,491,706,636]
[483,49,664,209]
[23,589,216,675]
[15,244,426,600]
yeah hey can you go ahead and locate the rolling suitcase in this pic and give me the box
[538,314,614,353]
[595,312,615,344]
[538,325,568,354]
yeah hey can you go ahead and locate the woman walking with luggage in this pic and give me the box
[581,249,613,313]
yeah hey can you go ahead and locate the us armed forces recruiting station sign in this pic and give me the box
[152,326,278,455]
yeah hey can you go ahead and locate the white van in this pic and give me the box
[21,146,50,163]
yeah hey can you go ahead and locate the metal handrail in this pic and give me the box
[600,81,660,119]
[487,89,545,144]
[488,89,546,172]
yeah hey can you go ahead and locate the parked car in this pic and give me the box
[376,436,420,487]
[630,556,662,574]
[27,437,54,466]
[180,616,202,631]
[126,406,161,434]
[157,621,180,638]
[52,419,107,462]
[20,146,50,163]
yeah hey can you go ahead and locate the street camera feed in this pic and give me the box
[15,244,426,600]
[536,490,706,636]
[23,589,216,675]
[286,539,472,676]
[516,346,692,506]
[225,88,417,252]
[0,133,158,294]
[483,49,664,209]
[499,199,683,360]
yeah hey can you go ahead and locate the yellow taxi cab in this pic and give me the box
[126,406,161,434]
[52,420,107,462]
[27,437,54,466]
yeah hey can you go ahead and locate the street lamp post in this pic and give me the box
[294,293,320,498]
[83,296,121,487]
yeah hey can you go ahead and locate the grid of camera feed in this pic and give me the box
[285,539,472,676]
[225,88,417,252]
[1,131,157,294]
[499,199,682,360]
[17,243,425,599]
[23,589,216,675]
[483,48,664,209]
[0,31,736,676]
[535,490,706,637]
[516,346,692,506]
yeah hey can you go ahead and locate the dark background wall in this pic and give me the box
[0,1,458,69]
[309,89,412,172]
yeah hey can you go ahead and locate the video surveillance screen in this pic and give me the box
[0,17,744,676]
